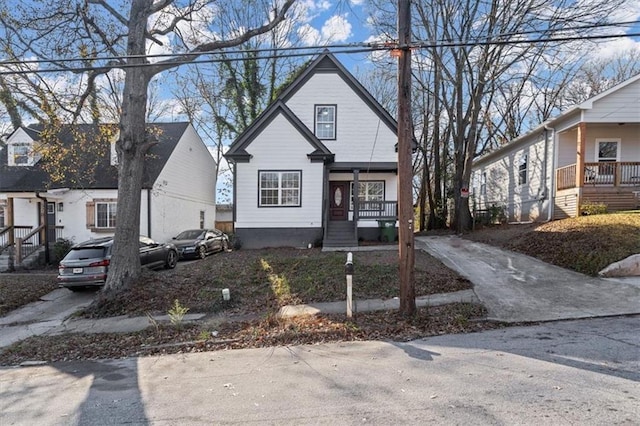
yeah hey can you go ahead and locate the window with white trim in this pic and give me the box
[480,172,487,195]
[96,202,117,228]
[315,105,336,139]
[595,139,620,179]
[350,181,384,209]
[259,171,301,207]
[8,143,33,166]
[518,155,528,185]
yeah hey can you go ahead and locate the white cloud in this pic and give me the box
[321,14,353,42]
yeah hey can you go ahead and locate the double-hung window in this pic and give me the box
[351,181,384,209]
[96,202,117,228]
[315,105,336,139]
[518,155,528,185]
[259,171,301,207]
[480,173,487,195]
[10,143,31,166]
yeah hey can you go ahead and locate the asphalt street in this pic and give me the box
[1,315,638,425]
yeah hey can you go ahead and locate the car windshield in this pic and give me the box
[64,247,108,261]
[175,230,204,240]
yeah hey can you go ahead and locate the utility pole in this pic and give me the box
[397,0,416,316]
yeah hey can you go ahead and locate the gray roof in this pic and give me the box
[0,122,190,192]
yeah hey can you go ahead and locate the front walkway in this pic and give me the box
[416,235,640,323]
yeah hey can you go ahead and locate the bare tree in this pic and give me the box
[1,0,295,294]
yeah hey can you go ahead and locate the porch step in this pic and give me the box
[323,221,358,248]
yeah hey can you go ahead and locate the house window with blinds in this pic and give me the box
[86,199,117,231]
[314,105,336,140]
[259,171,301,207]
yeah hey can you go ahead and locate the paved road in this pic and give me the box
[1,315,638,425]
[417,235,640,322]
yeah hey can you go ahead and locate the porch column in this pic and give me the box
[575,123,586,216]
[576,123,586,188]
[38,201,46,245]
[353,169,359,242]
[7,197,14,245]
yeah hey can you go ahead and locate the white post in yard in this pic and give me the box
[345,252,354,318]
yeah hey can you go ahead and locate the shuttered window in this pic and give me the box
[86,199,117,230]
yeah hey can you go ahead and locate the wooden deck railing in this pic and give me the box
[0,226,34,253]
[556,164,577,190]
[556,162,640,189]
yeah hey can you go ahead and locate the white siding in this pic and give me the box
[57,189,119,243]
[151,124,217,241]
[473,133,552,222]
[236,114,324,228]
[556,124,640,166]
[10,198,40,228]
[582,79,640,123]
[285,73,397,163]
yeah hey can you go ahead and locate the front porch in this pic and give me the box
[323,200,398,248]
[555,162,640,218]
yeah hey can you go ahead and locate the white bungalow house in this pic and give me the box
[472,73,640,222]
[225,52,399,249]
[0,122,217,267]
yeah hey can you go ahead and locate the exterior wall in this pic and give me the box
[9,197,40,228]
[582,79,640,123]
[235,114,324,247]
[285,73,397,163]
[235,227,323,249]
[472,131,552,222]
[554,188,578,219]
[54,189,119,244]
[150,124,217,242]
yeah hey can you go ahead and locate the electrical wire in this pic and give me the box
[0,30,639,76]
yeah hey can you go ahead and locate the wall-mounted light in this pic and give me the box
[57,203,63,212]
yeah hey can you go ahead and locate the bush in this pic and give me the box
[52,238,74,262]
[580,202,607,216]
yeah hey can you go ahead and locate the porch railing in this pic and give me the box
[15,225,44,264]
[556,162,640,190]
[556,164,577,190]
[357,201,398,219]
[0,226,34,253]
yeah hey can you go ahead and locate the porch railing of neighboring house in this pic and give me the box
[556,162,640,190]
[0,226,34,253]
[556,164,577,190]
[357,201,398,219]
[15,225,44,264]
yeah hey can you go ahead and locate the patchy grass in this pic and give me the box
[464,212,640,276]
[83,248,471,319]
[0,303,507,365]
[0,274,59,316]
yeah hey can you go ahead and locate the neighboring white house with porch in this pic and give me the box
[472,73,640,222]
[225,52,399,249]
[0,122,217,268]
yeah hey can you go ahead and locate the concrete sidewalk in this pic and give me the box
[416,235,640,323]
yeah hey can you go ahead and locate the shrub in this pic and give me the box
[52,238,74,262]
[580,202,607,216]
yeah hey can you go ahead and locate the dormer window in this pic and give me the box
[315,105,336,140]
[8,142,37,166]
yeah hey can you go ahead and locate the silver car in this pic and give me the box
[57,236,178,291]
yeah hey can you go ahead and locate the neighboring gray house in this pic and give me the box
[472,73,640,222]
[225,52,399,249]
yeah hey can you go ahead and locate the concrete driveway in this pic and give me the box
[416,235,640,323]
[0,287,96,348]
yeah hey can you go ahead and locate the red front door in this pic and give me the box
[329,182,348,221]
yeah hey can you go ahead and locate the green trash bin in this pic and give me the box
[378,220,397,242]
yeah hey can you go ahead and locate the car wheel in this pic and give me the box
[198,245,207,259]
[165,250,178,269]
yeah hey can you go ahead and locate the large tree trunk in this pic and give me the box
[103,0,151,293]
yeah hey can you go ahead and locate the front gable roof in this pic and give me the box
[226,100,334,163]
[226,51,399,163]
[0,122,189,192]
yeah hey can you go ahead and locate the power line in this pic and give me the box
[1,19,638,69]
[1,30,639,76]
